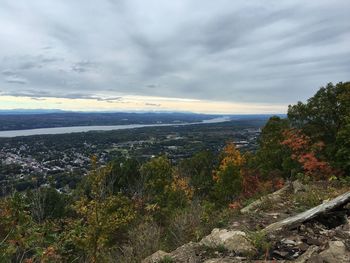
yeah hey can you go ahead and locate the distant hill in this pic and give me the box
[0,109,67,115]
[0,110,284,131]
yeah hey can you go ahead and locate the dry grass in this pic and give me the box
[116,221,162,263]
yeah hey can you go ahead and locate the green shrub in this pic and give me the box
[158,256,174,263]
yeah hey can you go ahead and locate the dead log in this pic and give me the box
[263,191,350,233]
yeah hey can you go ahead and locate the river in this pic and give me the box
[0,117,230,138]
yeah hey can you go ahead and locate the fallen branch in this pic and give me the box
[263,191,350,233]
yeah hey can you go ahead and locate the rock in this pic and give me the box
[292,180,308,194]
[240,183,291,214]
[273,250,289,258]
[310,241,350,263]
[170,242,202,263]
[266,212,281,219]
[298,243,309,252]
[231,221,240,228]
[142,250,170,263]
[263,191,350,233]
[306,237,323,246]
[304,241,350,263]
[281,238,297,246]
[293,245,319,263]
[306,255,326,263]
[204,258,259,263]
[203,259,237,263]
[199,229,256,256]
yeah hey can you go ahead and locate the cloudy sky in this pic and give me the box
[0,0,349,113]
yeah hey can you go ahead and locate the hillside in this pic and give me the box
[0,82,349,262]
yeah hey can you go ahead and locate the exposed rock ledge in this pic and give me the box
[143,188,350,263]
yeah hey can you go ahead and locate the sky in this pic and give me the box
[0,0,349,114]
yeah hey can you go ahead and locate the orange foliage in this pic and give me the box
[42,246,61,262]
[214,142,245,182]
[171,172,194,200]
[228,201,242,210]
[220,142,245,169]
[212,171,219,182]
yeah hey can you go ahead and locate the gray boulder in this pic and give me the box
[142,250,170,263]
[310,241,350,263]
[200,228,256,256]
[170,242,202,263]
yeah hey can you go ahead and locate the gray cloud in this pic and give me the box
[2,69,16,76]
[0,88,126,103]
[71,60,96,73]
[4,76,28,84]
[0,0,349,106]
[2,69,28,84]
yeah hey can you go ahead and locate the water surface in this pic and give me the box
[0,117,230,138]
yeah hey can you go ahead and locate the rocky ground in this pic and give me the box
[143,181,350,263]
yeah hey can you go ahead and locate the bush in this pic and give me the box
[213,163,242,205]
[165,202,204,249]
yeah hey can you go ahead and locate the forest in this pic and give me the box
[0,81,349,262]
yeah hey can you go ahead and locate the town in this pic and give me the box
[0,119,263,195]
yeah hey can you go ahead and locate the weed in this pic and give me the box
[158,256,174,263]
[248,230,271,256]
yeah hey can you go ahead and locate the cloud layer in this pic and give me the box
[0,0,349,112]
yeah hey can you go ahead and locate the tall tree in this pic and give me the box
[288,82,350,158]
[178,151,215,198]
[335,117,350,174]
[255,116,291,178]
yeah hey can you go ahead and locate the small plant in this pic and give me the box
[248,230,271,256]
[213,207,237,228]
[216,244,227,253]
[158,256,174,263]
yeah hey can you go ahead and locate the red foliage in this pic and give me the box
[241,170,261,198]
[281,129,310,153]
[282,129,334,179]
[273,178,285,190]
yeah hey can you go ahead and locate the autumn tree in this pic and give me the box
[72,158,136,263]
[288,81,350,160]
[213,142,244,204]
[140,156,193,222]
[141,156,173,202]
[282,129,334,180]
